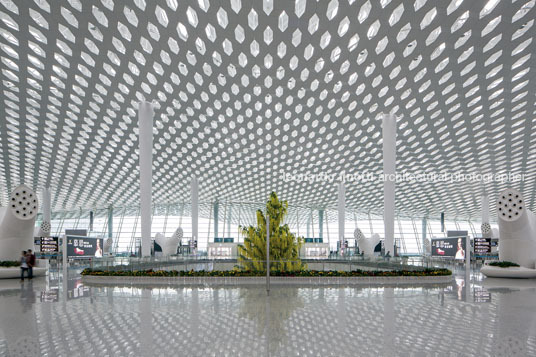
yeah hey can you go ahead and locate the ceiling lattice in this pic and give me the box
[0,0,535,220]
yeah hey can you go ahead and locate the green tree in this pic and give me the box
[238,192,305,271]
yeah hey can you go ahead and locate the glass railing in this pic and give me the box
[72,252,495,274]
[85,255,429,273]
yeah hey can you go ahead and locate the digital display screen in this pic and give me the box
[67,236,104,258]
[474,238,492,254]
[431,237,466,259]
[40,236,59,253]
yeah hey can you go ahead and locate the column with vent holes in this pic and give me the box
[38,187,51,237]
[481,195,492,238]
[497,188,536,268]
[0,185,39,260]
[139,101,154,257]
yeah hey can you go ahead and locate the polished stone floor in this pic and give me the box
[0,268,535,357]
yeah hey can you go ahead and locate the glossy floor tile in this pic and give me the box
[1,269,535,356]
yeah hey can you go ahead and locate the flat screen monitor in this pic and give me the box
[431,237,466,259]
[40,236,59,253]
[474,238,492,254]
[66,236,104,258]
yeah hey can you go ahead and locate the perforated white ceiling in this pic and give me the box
[0,0,535,220]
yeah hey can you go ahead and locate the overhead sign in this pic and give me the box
[447,230,468,238]
[65,229,87,237]
[474,238,492,255]
[67,236,103,258]
[431,237,466,260]
[40,236,59,253]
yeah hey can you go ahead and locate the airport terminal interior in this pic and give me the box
[1,0,536,356]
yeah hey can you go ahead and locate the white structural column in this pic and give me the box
[382,113,397,255]
[38,187,51,237]
[191,176,199,248]
[338,182,345,253]
[481,194,489,223]
[0,184,39,260]
[42,187,51,223]
[139,101,154,257]
[496,188,536,268]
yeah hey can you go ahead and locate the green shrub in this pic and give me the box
[489,261,520,268]
[81,268,452,277]
[0,261,20,268]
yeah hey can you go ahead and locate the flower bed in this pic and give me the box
[488,261,520,268]
[82,268,451,278]
[0,261,19,268]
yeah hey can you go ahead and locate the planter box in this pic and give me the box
[82,274,453,286]
[0,267,47,279]
[481,265,536,278]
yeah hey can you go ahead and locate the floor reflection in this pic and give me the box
[238,287,305,355]
[0,271,535,356]
[20,280,37,312]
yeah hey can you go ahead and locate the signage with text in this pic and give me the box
[40,236,59,253]
[431,237,466,260]
[66,236,104,258]
[474,238,492,255]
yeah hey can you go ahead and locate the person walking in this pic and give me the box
[27,249,36,279]
[20,251,29,282]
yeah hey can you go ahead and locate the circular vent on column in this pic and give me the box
[9,184,38,220]
[40,221,51,235]
[354,228,364,240]
[497,188,524,222]
[481,222,491,237]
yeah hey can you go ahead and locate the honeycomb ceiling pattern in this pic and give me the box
[1,0,536,220]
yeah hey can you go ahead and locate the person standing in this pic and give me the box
[20,251,29,282]
[27,249,36,279]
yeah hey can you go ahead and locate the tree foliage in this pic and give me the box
[238,192,305,271]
